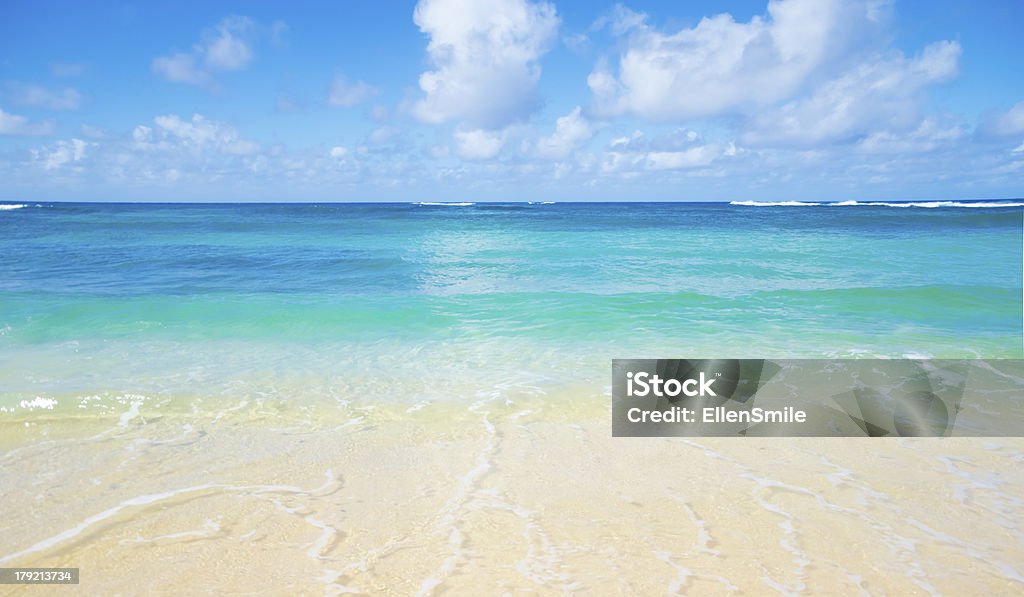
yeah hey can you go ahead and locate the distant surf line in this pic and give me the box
[413,201,557,206]
[730,200,1024,208]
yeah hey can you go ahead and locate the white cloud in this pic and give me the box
[610,130,643,148]
[980,101,1024,137]
[589,0,889,121]
[152,16,257,87]
[413,0,560,129]
[327,75,377,107]
[742,40,960,146]
[644,146,719,170]
[22,113,277,189]
[536,107,594,158]
[0,107,54,135]
[204,16,254,70]
[7,83,82,110]
[595,5,648,35]
[857,118,963,154]
[454,127,507,159]
[329,146,348,159]
[597,128,727,173]
[134,114,260,155]
[31,138,89,170]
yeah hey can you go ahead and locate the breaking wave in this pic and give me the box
[731,200,1024,208]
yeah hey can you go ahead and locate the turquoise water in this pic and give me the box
[1,201,1021,410]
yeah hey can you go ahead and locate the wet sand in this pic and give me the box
[1,395,1022,595]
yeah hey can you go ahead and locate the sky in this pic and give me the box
[0,0,1023,202]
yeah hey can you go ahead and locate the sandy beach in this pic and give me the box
[3,392,1022,595]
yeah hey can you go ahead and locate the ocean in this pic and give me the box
[1,200,1021,414]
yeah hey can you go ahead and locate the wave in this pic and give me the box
[528,201,556,205]
[0,204,28,210]
[731,200,1024,208]
[835,201,1024,208]
[414,202,475,207]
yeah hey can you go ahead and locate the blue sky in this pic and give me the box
[1,0,1022,202]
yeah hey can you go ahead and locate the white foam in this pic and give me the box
[0,484,220,565]
[834,200,1024,208]
[118,401,143,427]
[0,204,27,210]
[732,200,1024,208]
[0,470,341,565]
[18,397,58,411]
[122,518,221,545]
[406,401,430,414]
[271,500,339,560]
[414,202,475,206]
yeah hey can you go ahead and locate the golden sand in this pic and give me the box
[1,395,1022,595]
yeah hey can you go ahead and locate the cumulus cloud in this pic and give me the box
[6,83,82,110]
[536,107,593,158]
[454,127,507,159]
[589,0,889,121]
[31,138,89,170]
[327,75,377,107]
[599,128,729,173]
[0,107,55,135]
[204,17,254,70]
[152,16,258,87]
[413,0,560,129]
[742,40,961,146]
[134,114,259,155]
[20,113,273,189]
